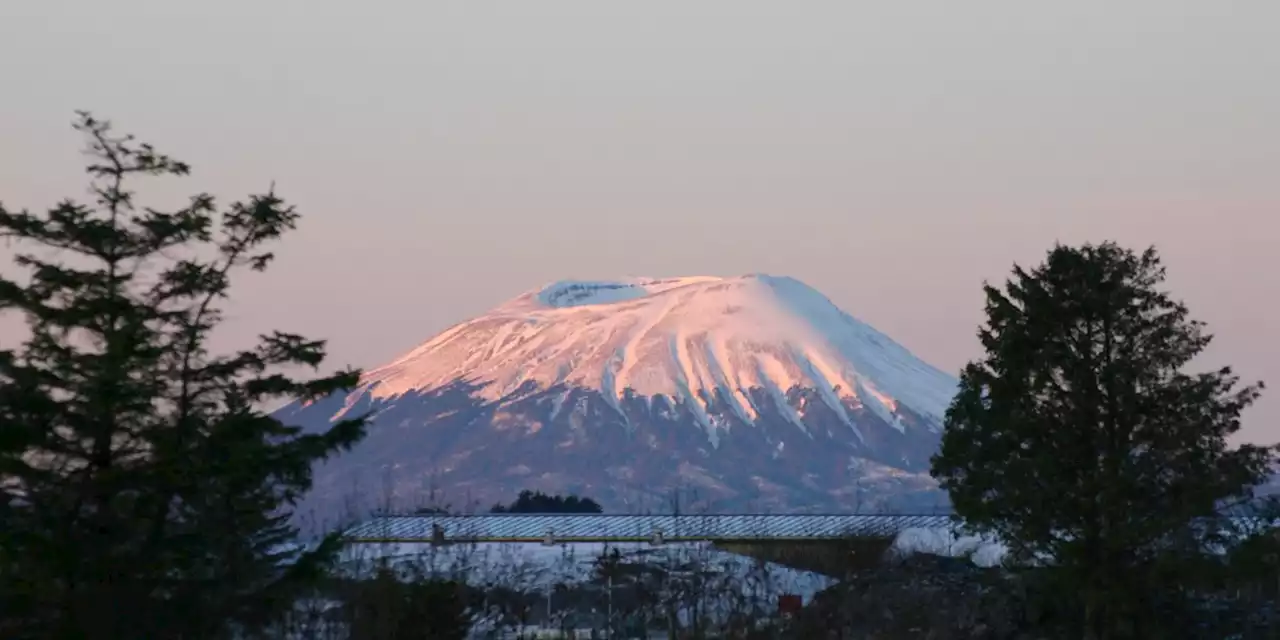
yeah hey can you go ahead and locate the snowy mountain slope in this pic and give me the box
[281,275,959,515]
[341,275,955,444]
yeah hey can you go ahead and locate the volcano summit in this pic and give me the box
[280,275,959,514]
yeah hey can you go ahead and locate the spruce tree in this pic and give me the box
[930,241,1275,638]
[0,113,368,637]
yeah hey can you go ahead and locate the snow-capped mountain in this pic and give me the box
[279,275,959,516]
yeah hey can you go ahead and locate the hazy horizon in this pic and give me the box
[2,1,1277,443]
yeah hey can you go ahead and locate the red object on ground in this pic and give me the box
[777,594,803,616]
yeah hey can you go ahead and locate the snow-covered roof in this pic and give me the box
[344,513,954,542]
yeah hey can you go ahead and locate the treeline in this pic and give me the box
[489,490,603,514]
[408,490,604,515]
[1,113,1277,639]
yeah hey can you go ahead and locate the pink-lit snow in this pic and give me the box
[347,275,958,447]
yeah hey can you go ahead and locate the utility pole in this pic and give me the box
[542,529,555,630]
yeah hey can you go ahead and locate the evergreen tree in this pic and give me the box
[341,568,471,640]
[930,241,1275,639]
[0,113,368,637]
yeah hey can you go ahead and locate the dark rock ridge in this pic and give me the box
[279,378,949,520]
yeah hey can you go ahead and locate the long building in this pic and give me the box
[343,513,958,576]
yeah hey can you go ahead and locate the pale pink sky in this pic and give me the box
[2,1,1278,443]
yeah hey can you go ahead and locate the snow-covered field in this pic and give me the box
[339,540,833,601]
[336,525,1009,598]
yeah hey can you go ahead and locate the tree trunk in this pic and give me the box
[1083,591,1108,640]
